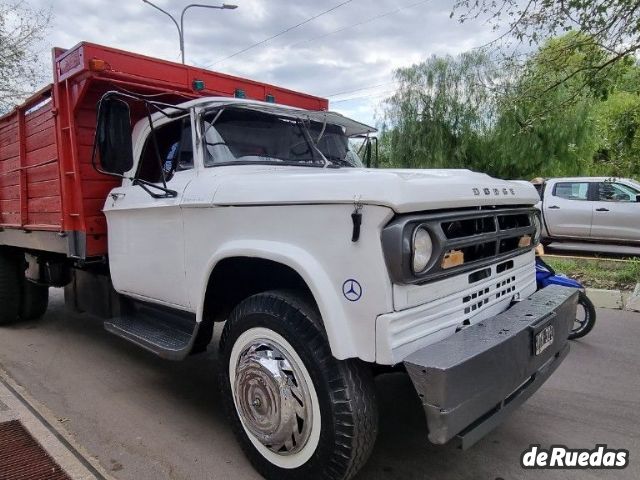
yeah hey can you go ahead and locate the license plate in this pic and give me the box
[535,325,555,356]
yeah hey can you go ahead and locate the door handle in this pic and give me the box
[110,192,126,201]
[595,208,609,212]
[548,205,560,209]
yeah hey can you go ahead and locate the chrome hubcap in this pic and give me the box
[234,340,312,455]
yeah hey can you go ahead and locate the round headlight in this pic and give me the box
[412,227,433,273]
[532,212,542,245]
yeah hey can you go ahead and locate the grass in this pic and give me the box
[543,256,640,291]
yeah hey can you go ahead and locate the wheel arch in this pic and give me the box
[195,241,358,360]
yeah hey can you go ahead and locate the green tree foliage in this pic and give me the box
[381,33,640,180]
[452,1,640,108]
[592,92,640,176]
[0,1,50,114]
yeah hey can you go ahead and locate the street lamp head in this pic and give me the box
[222,4,238,9]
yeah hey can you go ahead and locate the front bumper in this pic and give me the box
[404,285,578,449]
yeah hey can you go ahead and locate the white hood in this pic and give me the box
[203,166,539,213]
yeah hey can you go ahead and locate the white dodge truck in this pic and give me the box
[0,43,577,480]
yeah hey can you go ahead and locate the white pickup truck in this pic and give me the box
[0,43,578,479]
[535,177,640,249]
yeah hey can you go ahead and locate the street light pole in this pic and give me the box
[142,1,237,64]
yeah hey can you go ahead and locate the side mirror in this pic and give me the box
[95,96,134,175]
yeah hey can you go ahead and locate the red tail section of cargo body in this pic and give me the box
[0,42,328,258]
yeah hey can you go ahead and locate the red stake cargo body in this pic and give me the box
[0,42,328,258]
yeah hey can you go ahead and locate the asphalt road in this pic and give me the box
[0,289,638,480]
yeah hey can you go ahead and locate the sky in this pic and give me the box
[29,0,501,126]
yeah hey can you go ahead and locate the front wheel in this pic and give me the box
[219,290,378,480]
[569,291,596,340]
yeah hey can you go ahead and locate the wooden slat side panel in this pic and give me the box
[26,212,61,226]
[28,179,60,198]
[0,112,21,227]
[23,101,61,228]
[28,196,61,213]
[0,171,19,187]
[0,184,19,198]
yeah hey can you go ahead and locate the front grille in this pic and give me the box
[381,206,537,285]
[426,208,534,281]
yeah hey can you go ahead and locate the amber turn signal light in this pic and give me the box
[519,235,532,248]
[89,58,107,72]
[442,249,464,269]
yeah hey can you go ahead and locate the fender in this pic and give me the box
[196,240,361,361]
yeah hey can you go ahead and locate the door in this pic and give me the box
[104,115,196,308]
[544,181,593,238]
[590,181,640,243]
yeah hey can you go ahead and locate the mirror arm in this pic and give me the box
[144,106,169,189]
[133,178,178,199]
[373,136,379,168]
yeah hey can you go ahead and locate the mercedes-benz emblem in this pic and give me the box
[342,279,363,302]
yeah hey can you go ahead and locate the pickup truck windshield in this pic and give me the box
[202,108,363,168]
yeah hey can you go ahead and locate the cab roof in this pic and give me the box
[166,97,377,137]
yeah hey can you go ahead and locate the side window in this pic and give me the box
[553,182,589,201]
[597,182,639,202]
[138,117,193,183]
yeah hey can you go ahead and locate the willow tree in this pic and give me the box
[380,51,500,171]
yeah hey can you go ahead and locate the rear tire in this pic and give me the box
[20,280,49,321]
[0,252,22,325]
[220,290,378,480]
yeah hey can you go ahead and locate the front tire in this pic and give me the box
[220,290,378,480]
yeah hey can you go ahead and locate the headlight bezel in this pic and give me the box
[531,211,542,246]
[412,226,434,274]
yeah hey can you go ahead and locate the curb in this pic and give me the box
[585,283,640,312]
[0,367,115,480]
[624,283,640,313]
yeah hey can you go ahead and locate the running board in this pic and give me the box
[546,241,640,256]
[104,303,198,361]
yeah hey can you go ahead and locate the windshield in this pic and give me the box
[202,108,364,168]
[625,178,640,191]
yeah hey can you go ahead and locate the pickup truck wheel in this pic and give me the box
[20,281,49,321]
[0,252,22,325]
[220,290,378,480]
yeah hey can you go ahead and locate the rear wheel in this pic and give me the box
[20,280,49,321]
[0,252,22,325]
[220,290,378,480]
